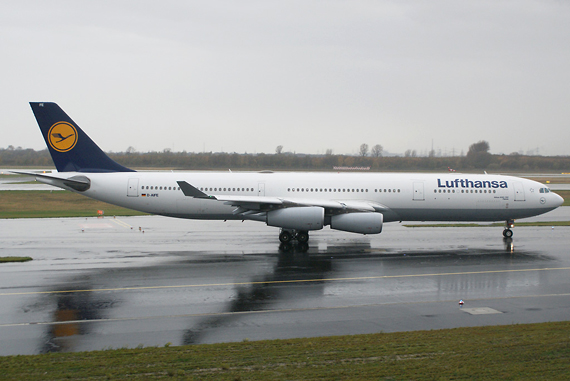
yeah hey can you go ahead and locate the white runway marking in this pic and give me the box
[462,307,502,315]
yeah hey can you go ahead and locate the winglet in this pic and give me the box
[177,181,216,199]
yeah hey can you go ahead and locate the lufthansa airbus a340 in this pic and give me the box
[15,102,564,243]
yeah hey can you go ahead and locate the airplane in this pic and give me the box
[14,102,564,244]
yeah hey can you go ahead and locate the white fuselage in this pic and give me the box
[44,171,563,224]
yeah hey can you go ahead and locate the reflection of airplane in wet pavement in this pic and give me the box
[23,243,557,352]
[183,246,334,344]
[39,285,117,353]
[18,241,551,353]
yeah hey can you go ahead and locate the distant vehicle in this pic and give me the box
[15,102,564,243]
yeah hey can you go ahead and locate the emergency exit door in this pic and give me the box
[413,182,424,201]
[127,178,139,197]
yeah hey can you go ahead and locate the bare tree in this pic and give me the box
[466,140,491,168]
[371,144,383,157]
[275,145,283,154]
[359,143,369,157]
[325,148,333,156]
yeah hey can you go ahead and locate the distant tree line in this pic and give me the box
[1,141,569,172]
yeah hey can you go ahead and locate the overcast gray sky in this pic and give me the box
[2,0,570,156]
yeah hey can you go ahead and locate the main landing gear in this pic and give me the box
[503,219,514,238]
[279,229,309,244]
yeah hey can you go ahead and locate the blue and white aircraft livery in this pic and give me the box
[16,102,564,243]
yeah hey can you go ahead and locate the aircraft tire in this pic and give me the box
[279,231,293,243]
[503,229,513,238]
[297,231,309,243]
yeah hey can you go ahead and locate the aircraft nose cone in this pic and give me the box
[554,193,564,207]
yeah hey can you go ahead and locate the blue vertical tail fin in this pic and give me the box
[30,102,134,172]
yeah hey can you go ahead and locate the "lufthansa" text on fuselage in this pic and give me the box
[437,179,508,189]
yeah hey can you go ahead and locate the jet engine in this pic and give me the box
[330,212,383,234]
[266,207,324,231]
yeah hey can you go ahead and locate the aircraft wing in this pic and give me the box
[177,181,390,216]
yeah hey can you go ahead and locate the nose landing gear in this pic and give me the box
[503,219,514,238]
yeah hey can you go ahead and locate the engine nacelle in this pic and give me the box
[267,207,324,231]
[330,213,383,234]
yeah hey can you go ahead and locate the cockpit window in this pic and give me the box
[539,188,551,193]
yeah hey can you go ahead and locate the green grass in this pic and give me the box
[0,321,568,380]
[0,256,32,263]
[0,190,147,218]
[405,221,570,228]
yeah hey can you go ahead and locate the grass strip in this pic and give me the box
[405,221,570,228]
[0,321,568,380]
[0,190,147,218]
[0,256,32,263]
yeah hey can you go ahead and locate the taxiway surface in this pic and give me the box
[1,209,569,355]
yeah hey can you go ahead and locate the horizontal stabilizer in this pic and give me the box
[11,171,91,192]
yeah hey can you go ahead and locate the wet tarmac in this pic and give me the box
[1,209,569,355]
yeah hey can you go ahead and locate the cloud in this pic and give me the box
[2,0,570,156]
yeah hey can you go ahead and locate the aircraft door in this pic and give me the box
[513,181,525,201]
[258,183,265,196]
[127,178,139,197]
[413,182,424,201]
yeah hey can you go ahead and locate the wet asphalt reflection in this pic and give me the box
[1,210,569,355]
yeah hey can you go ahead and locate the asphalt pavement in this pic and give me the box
[1,208,569,355]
